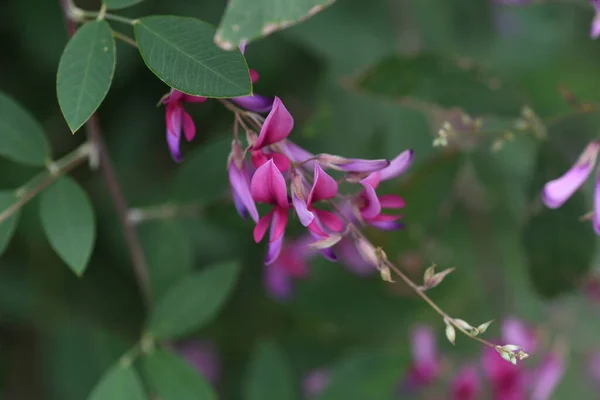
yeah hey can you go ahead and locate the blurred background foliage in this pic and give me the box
[1,0,600,398]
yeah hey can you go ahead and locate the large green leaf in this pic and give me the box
[88,363,146,400]
[522,141,596,298]
[145,261,240,339]
[57,21,116,133]
[353,54,522,116]
[140,349,216,400]
[139,220,195,300]
[0,91,50,166]
[134,16,251,97]
[0,191,21,257]
[244,341,295,400]
[39,177,96,276]
[215,0,336,50]
[103,0,144,10]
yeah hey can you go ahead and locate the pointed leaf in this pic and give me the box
[0,191,21,257]
[134,16,251,97]
[141,349,216,400]
[244,341,295,400]
[103,0,144,10]
[215,0,336,50]
[0,91,50,166]
[353,54,522,116]
[57,21,116,133]
[145,261,240,339]
[88,363,146,400]
[40,177,96,276]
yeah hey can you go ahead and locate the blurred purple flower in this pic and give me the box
[588,350,600,384]
[451,365,481,400]
[591,0,600,39]
[531,353,565,400]
[405,325,442,388]
[264,236,315,300]
[174,340,221,385]
[541,141,600,234]
[303,368,331,398]
[502,317,537,354]
[228,140,259,223]
[162,90,205,162]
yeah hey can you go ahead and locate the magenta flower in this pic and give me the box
[530,353,565,400]
[173,340,221,386]
[264,236,314,300]
[303,368,331,398]
[251,159,290,264]
[251,97,295,172]
[541,141,600,233]
[451,365,481,400]
[231,69,274,113]
[354,150,414,230]
[162,90,206,162]
[592,0,600,39]
[482,345,525,400]
[228,142,259,222]
[405,325,442,388]
[292,164,343,236]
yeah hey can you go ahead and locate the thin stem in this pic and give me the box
[128,202,205,225]
[85,116,151,305]
[112,31,138,48]
[80,11,136,26]
[0,143,91,225]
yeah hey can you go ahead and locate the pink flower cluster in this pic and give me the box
[226,96,413,268]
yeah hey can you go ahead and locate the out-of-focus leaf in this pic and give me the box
[87,362,146,400]
[140,349,216,400]
[522,141,595,298]
[139,220,195,300]
[244,341,295,400]
[103,0,144,10]
[0,191,20,257]
[401,151,464,232]
[171,136,231,203]
[0,91,50,166]
[316,349,407,400]
[353,54,522,116]
[57,21,116,133]
[39,177,96,276]
[145,261,240,339]
[134,16,251,97]
[215,0,336,50]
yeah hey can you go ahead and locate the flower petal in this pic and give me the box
[166,102,182,136]
[269,206,288,243]
[264,260,293,300]
[379,194,406,209]
[542,142,599,208]
[337,238,374,275]
[411,325,437,365]
[229,162,259,223]
[531,354,564,400]
[292,192,315,227]
[167,129,182,162]
[181,94,208,103]
[594,174,600,234]
[253,97,294,149]
[502,318,536,353]
[282,140,315,165]
[251,159,289,208]
[249,69,260,84]
[308,164,338,204]
[334,157,390,173]
[451,365,480,400]
[359,181,381,219]
[270,152,290,172]
[265,235,284,265]
[231,95,274,113]
[182,110,196,142]
[253,212,272,243]
[379,149,414,181]
[367,214,404,231]
[232,189,248,219]
[314,209,343,232]
[592,13,600,39]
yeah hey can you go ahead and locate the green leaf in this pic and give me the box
[134,16,251,97]
[39,177,96,276]
[0,191,21,258]
[139,220,195,300]
[522,141,596,298]
[244,341,295,400]
[141,349,216,400]
[103,0,144,10]
[353,54,522,116]
[145,261,240,339]
[57,21,116,133]
[88,363,146,400]
[0,91,50,166]
[215,0,336,50]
